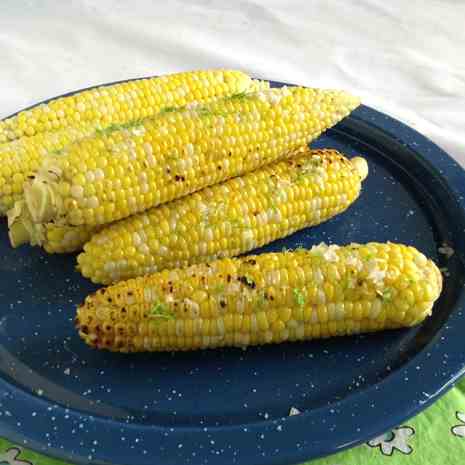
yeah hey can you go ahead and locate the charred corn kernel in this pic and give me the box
[76,243,442,352]
[1,70,263,217]
[0,70,265,143]
[23,87,360,228]
[77,148,367,283]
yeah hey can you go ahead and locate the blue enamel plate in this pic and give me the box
[0,79,464,465]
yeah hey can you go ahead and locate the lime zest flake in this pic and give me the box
[293,288,305,307]
[95,119,145,136]
[148,302,175,321]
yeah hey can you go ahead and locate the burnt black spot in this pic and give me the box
[246,259,257,265]
[220,301,226,308]
[217,165,222,170]
[121,307,127,313]
[227,275,232,283]
[81,325,89,335]
[128,291,133,296]
[107,297,112,303]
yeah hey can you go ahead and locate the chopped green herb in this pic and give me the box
[149,302,175,321]
[293,171,308,184]
[379,288,393,301]
[293,288,305,307]
[197,107,228,118]
[165,152,179,164]
[226,91,254,101]
[159,106,185,114]
[376,287,393,302]
[230,219,247,230]
[95,119,145,136]
[256,292,267,308]
[213,283,225,294]
[269,200,279,212]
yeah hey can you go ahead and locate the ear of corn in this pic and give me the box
[77,148,368,283]
[75,242,443,353]
[0,70,265,143]
[9,148,367,256]
[0,70,264,216]
[22,87,360,228]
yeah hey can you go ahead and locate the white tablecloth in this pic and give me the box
[1,0,464,166]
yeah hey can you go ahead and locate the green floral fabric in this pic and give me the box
[0,379,463,465]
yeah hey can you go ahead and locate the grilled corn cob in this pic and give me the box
[76,242,442,353]
[77,148,368,284]
[0,70,264,215]
[0,70,264,143]
[22,87,360,228]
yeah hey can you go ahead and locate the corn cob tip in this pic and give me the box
[7,200,45,248]
[351,157,369,181]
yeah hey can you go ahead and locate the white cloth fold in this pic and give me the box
[1,0,463,165]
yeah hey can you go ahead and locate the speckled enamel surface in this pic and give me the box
[0,80,464,465]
